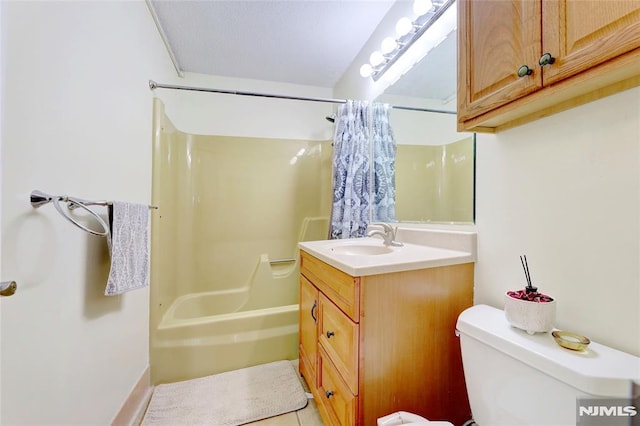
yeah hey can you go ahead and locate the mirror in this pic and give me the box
[374,28,476,224]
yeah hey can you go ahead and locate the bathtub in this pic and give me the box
[150,254,301,384]
[151,292,299,384]
[150,105,330,384]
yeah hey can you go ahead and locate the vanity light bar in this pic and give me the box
[360,0,456,81]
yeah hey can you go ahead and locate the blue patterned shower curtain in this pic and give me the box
[372,103,396,222]
[329,100,371,239]
[329,101,396,239]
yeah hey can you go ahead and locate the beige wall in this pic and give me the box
[0,1,175,423]
[0,3,341,423]
[474,87,640,356]
[371,88,640,357]
[367,87,640,357]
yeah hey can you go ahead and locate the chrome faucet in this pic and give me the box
[367,222,403,247]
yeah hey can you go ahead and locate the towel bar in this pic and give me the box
[31,190,110,237]
[30,190,157,238]
[67,197,159,210]
[0,281,17,297]
[269,258,296,265]
[30,190,158,211]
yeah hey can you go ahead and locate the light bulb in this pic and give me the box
[413,0,433,17]
[360,64,373,78]
[369,51,385,67]
[395,17,414,37]
[381,37,398,55]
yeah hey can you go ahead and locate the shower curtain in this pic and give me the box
[329,101,396,239]
[329,100,371,239]
[372,102,396,222]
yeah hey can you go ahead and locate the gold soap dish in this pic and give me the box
[552,330,590,351]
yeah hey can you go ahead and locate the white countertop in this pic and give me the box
[298,236,475,276]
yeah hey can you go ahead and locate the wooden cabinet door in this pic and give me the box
[458,0,542,122]
[542,0,640,85]
[299,276,318,386]
[318,294,359,395]
[318,347,357,426]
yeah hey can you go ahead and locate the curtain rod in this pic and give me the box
[148,80,456,115]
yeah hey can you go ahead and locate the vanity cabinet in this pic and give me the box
[458,0,640,132]
[300,275,319,387]
[298,250,473,426]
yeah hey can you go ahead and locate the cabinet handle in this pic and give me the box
[325,390,334,398]
[326,331,335,338]
[310,300,317,323]
[539,53,556,67]
[517,65,533,78]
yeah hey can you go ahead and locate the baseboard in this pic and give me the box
[112,366,154,426]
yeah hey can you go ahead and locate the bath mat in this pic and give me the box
[142,360,308,425]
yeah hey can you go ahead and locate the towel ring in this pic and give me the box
[52,196,110,237]
[30,190,154,241]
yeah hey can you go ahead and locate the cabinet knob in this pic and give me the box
[326,331,335,338]
[517,65,533,78]
[325,390,334,398]
[539,53,556,67]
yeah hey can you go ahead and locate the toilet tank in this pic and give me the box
[456,304,640,426]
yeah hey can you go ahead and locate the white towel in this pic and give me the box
[105,201,150,296]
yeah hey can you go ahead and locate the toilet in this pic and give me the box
[456,304,639,425]
[380,304,639,425]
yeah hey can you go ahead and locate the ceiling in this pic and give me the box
[147,0,457,102]
[148,0,398,88]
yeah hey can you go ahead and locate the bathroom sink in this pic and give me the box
[330,244,394,256]
[299,234,476,276]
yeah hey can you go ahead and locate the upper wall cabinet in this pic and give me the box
[457,0,640,133]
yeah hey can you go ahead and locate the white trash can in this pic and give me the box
[377,411,453,426]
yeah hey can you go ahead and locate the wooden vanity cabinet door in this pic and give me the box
[318,346,357,426]
[318,293,359,395]
[458,0,640,132]
[458,0,542,122]
[299,276,318,387]
[542,1,640,86]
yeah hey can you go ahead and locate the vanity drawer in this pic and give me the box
[300,251,360,321]
[319,293,359,395]
[318,346,357,426]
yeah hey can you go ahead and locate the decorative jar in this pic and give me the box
[504,291,556,335]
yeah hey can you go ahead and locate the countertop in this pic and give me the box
[298,236,475,276]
